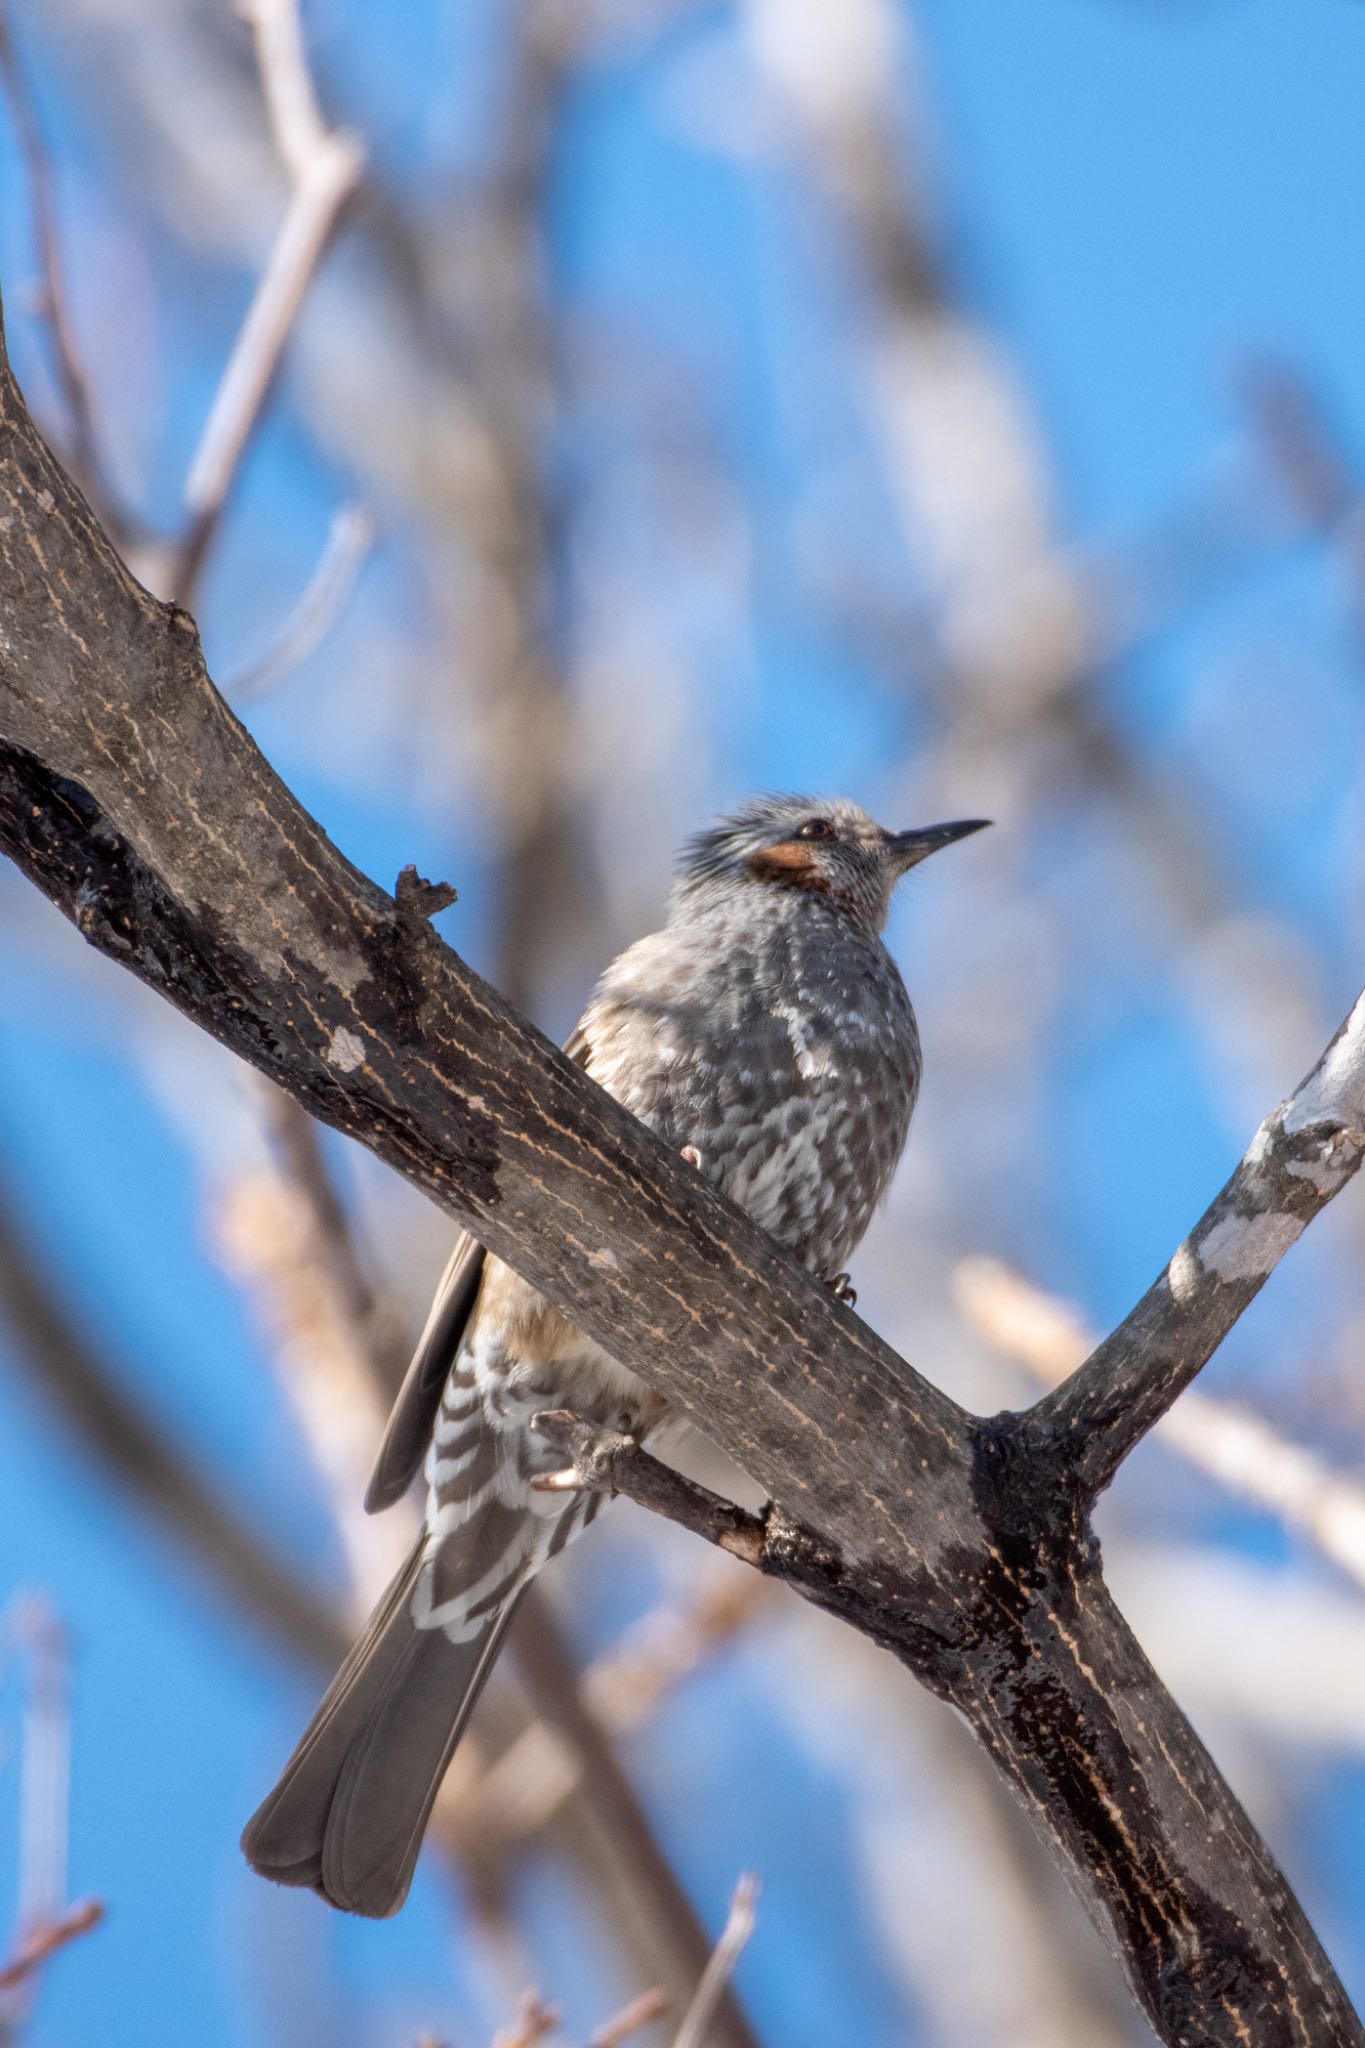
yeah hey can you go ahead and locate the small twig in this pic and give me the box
[492,1990,560,2048]
[225,501,375,700]
[1240,358,1356,534]
[1031,988,1365,1495]
[169,0,363,602]
[0,1899,104,1995]
[0,1597,102,2014]
[583,1572,774,1732]
[958,1255,1365,1594]
[530,1413,770,1570]
[589,1986,670,2046]
[671,1876,759,2048]
[395,863,459,925]
[0,2,108,511]
[245,0,335,180]
[13,1597,68,1936]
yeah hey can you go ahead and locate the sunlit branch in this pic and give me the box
[168,0,363,603]
[1028,993,1365,1495]
[959,1254,1365,1590]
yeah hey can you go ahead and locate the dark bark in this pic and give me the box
[1,304,1361,2047]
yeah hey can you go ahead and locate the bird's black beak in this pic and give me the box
[887,818,991,874]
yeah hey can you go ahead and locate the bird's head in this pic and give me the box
[674,795,989,935]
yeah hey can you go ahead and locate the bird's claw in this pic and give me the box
[826,1271,857,1308]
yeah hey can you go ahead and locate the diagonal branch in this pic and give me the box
[0,3,108,516]
[959,1254,1365,1592]
[224,500,375,702]
[671,1874,759,2048]
[1029,992,1365,1497]
[168,0,362,603]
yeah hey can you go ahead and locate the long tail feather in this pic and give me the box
[241,1540,515,1917]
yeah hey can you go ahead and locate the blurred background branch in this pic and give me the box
[0,0,108,518]
[166,0,362,603]
[0,1597,102,2041]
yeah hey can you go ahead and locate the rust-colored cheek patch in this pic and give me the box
[745,842,832,894]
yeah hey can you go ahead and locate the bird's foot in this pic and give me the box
[825,1271,857,1308]
[680,1143,703,1169]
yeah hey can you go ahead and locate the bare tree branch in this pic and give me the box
[672,1875,759,2048]
[0,1898,103,1998]
[0,3,108,515]
[580,1569,773,1729]
[588,1987,670,2046]
[492,1990,560,2048]
[1029,993,1365,1495]
[959,1254,1365,1593]
[224,500,375,702]
[446,1568,772,1854]
[0,1596,104,2029]
[507,1593,764,2048]
[213,1146,417,1606]
[168,0,362,603]
[255,1083,408,1389]
[1,311,1362,2044]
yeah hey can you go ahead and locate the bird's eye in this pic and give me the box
[796,817,836,841]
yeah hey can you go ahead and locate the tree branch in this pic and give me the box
[672,1875,759,2048]
[168,0,362,603]
[506,1593,762,2048]
[0,1898,103,1998]
[224,500,374,702]
[0,3,108,515]
[531,1412,771,1569]
[1029,993,1365,1496]
[959,1253,1365,1592]
[1,304,1363,2045]
[0,339,969,1565]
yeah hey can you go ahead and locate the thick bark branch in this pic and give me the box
[1031,993,1365,1495]
[1,304,1362,2046]
[0,337,970,1577]
[959,1254,1365,1591]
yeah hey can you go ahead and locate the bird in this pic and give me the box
[241,793,988,1917]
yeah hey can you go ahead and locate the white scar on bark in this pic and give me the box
[326,1025,366,1072]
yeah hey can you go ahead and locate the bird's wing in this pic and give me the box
[363,1231,486,1513]
[363,1031,598,1517]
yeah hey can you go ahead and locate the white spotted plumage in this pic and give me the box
[414,838,922,1650]
[244,796,984,1919]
